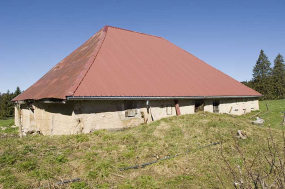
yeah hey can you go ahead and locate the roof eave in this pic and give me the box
[66,95,262,101]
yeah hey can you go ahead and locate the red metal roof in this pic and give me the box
[13,26,261,101]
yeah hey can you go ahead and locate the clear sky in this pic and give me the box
[0,0,284,93]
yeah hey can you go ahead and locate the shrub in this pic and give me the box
[71,181,89,189]
[18,160,37,171]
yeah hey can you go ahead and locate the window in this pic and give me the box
[166,104,172,115]
[195,100,204,112]
[213,100,220,113]
[125,101,137,117]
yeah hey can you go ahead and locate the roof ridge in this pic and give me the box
[107,25,164,39]
[67,26,108,97]
[70,26,164,97]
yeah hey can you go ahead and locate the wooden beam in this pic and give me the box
[17,103,23,138]
[174,100,181,116]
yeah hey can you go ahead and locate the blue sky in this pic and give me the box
[0,0,284,93]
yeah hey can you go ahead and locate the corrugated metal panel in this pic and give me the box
[13,26,108,101]
[13,26,261,101]
[73,26,261,97]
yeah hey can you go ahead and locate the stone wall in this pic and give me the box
[15,98,259,135]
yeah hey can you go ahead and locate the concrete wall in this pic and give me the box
[218,98,259,115]
[15,98,259,135]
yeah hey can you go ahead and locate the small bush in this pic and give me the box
[103,134,115,141]
[0,153,18,165]
[122,148,135,158]
[87,170,98,179]
[166,175,193,185]
[18,160,37,171]
[55,154,68,163]
[136,175,158,189]
[21,145,35,155]
[92,130,106,137]
[97,183,110,188]
[0,174,17,188]
[120,134,136,142]
[28,168,53,180]
[71,181,89,189]
[118,180,134,189]
[85,152,99,162]
[95,160,112,178]
[75,134,89,143]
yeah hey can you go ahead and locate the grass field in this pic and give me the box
[0,118,17,135]
[258,99,285,128]
[0,100,284,188]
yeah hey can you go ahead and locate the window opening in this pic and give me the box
[195,100,204,112]
[213,100,220,113]
[125,101,137,117]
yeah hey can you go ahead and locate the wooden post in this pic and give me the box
[17,103,23,138]
[266,101,269,112]
[174,100,181,116]
[229,107,233,114]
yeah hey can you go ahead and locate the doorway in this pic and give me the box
[195,100,204,112]
[213,100,220,113]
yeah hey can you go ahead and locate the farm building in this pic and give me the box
[13,26,262,135]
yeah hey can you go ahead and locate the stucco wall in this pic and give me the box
[218,98,259,115]
[15,98,259,135]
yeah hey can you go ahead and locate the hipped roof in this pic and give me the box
[13,26,261,101]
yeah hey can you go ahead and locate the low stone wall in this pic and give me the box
[15,98,259,135]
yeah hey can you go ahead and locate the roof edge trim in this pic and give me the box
[67,95,262,100]
[107,25,163,39]
[65,26,109,97]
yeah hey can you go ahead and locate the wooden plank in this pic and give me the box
[17,104,23,138]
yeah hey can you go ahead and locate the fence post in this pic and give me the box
[17,103,23,138]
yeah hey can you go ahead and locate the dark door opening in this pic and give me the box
[174,100,181,116]
[124,101,137,117]
[195,100,204,112]
[213,100,220,113]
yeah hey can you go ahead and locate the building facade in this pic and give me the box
[15,98,259,135]
[13,26,262,135]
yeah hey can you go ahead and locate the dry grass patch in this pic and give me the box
[0,100,285,188]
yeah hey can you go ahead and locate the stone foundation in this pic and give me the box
[15,98,259,135]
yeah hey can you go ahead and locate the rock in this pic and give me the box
[11,126,18,128]
[236,130,247,139]
[1,127,6,131]
[23,128,41,136]
[0,133,18,138]
[252,117,265,126]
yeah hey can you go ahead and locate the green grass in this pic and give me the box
[0,118,14,127]
[259,99,285,128]
[0,100,284,188]
[0,118,17,135]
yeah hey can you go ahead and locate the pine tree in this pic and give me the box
[0,87,22,119]
[252,50,273,100]
[272,54,285,99]
[0,90,10,119]
[241,80,254,89]
[14,87,21,98]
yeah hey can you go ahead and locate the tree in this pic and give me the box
[0,87,21,119]
[0,90,11,119]
[272,54,285,99]
[252,50,273,100]
[241,80,254,89]
[14,87,21,98]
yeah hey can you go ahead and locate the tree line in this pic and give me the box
[0,87,21,119]
[242,50,285,100]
